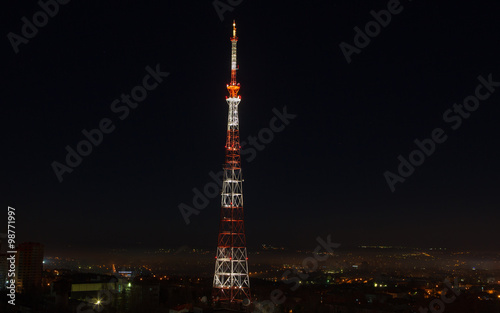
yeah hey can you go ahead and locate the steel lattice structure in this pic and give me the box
[213,21,251,306]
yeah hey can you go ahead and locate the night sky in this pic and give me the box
[2,0,500,256]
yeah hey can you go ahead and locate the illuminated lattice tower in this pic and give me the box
[213,21,251,306]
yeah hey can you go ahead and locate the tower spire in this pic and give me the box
[228,20,239,96]
[213,21,251,308]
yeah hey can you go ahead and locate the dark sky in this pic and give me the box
[2,0,500,256]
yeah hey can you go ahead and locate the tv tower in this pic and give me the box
[213,20,251,306]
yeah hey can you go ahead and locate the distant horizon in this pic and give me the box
[38,242,500,261]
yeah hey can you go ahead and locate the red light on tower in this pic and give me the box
[212,21,251,307]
